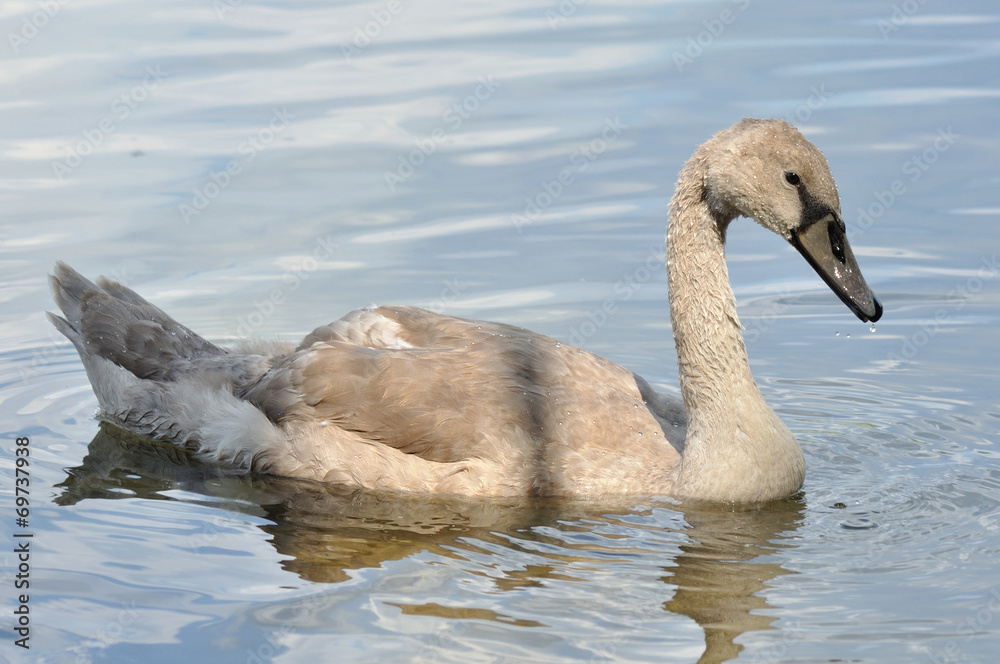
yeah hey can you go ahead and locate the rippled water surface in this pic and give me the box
[2,1,1000,662]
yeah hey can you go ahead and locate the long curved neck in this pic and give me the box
[667,163,757,416]
[666,161,803,502]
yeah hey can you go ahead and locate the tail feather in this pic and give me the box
[49,261,226,381]
[48,262,291,472]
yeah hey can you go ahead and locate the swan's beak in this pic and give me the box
[790,213,883,323]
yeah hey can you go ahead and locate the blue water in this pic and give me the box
[2,1,1000,662]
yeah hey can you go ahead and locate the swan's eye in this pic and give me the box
[784,172,801,186]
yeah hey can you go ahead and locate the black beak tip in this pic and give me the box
[857,296,883,323]
[869,297,883,323]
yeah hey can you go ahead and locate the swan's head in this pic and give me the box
[700,118,882,323]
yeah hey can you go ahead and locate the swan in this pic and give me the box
[49,118,881,502]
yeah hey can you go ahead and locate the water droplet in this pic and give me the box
[846,333,851,339]
[835,331,840,337]
[554,343,561,348]
[637,432,642,436]
[869,324,876,333]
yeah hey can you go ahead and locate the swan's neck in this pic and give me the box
[667,167,756,415]
[666,164,804,501]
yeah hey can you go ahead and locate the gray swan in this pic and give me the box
[49,118,881,502]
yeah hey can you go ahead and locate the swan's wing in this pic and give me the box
[240,306,685,479]
[241,308,553,464]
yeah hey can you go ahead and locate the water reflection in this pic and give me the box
[665,500,804,664]
[57,423,802,663]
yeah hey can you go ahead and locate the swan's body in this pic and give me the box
[50,119,881,502]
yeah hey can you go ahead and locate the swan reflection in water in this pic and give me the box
[57,424,804,664]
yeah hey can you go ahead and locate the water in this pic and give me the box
[2,0,999,661]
